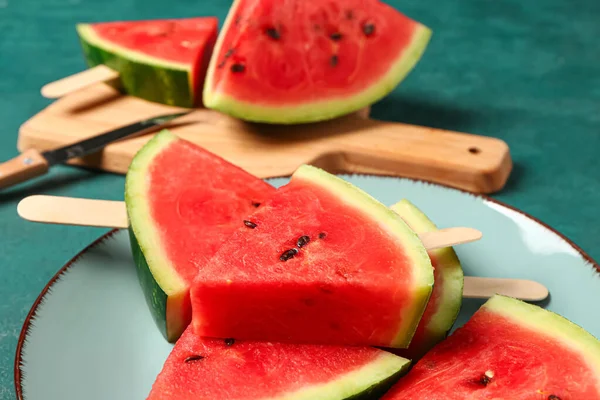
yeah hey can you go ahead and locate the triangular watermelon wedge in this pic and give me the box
[148,327,411,400]
[126,131,275,342]
[77,18,218,107]
[203,0,432,123]
[190,165,434,348]
[382,295,600,399]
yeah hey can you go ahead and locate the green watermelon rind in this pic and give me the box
[391,199,464,346]
[293,165,434,349]
[125,130,188,342]
[76,24,195,107]
[203,2,432,124]
[486,295,600,376]
[128,227,168,337]
[278,352,411,400]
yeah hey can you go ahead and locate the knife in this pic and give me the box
[0,112,189,190]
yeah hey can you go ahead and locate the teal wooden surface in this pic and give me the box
[0,0,598,397]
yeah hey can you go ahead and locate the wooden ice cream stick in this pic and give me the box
[17,195,481,249]
[17,195,549,302]
[41,65,119,99]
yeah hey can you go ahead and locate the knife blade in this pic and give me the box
[0,111,189,190]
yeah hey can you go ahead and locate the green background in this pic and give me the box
[0,0,598,397]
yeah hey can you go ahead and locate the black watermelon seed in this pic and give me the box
[224,338,235,346]
[330,55,339,67]
[478,371,494,386]
[231,63,246,73]
[265,27,281,40]
[318,232,327,239]
[217,61,225,69]
[329,32,343,41]
[280,248,298,261]
[362,23,375,37]
[185,355,205,363]
[251,201,261,208]
[244,220,257,229]
[296,235,310,248]
[548,396,561,400]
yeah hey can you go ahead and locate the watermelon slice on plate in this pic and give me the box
[77,18,218,107]
[382,295,600,399]
[203,0,431,123]
[190,164,434,348]
[390,199,464,360]
[147,327,411,400]
[125,130,275,342]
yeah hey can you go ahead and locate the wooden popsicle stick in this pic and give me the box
[17,195,129,229]
[463,276,549,302]
[17,195,481,249]
[41,65,120,99]
[419,227,482,250]
[16,195,549,301]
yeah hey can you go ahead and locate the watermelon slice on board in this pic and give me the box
[147,327,411,400]
[389,199,464,360]
[190,164,434,348]
[382,295,600,399]
[76,18,218,107]
[125,130,275,342]
[203,0,432,123]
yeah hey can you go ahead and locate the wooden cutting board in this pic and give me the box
[18,83,512,193]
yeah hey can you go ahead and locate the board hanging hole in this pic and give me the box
[469,147,481,154]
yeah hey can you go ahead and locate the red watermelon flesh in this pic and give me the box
[203,0,432,123]
[144,136,273,283]
[382,295,600,399]
[147,327,411,400]
[80,18,218,106]
[126,130,275,342]
[90,18,217,64]
[190,165,434,348]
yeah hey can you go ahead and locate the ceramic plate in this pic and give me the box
[15,176,600,399]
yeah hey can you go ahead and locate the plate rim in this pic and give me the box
[13,176,600,399]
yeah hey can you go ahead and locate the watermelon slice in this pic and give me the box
[390,199,463,360]
[382,295,600,399]
[190,165,434,348]
[203,0,432,123]
[77,18,218,107]
[125,130,275,342]
[148,327,411,400]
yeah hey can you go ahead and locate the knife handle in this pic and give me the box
[0,149,49,190]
